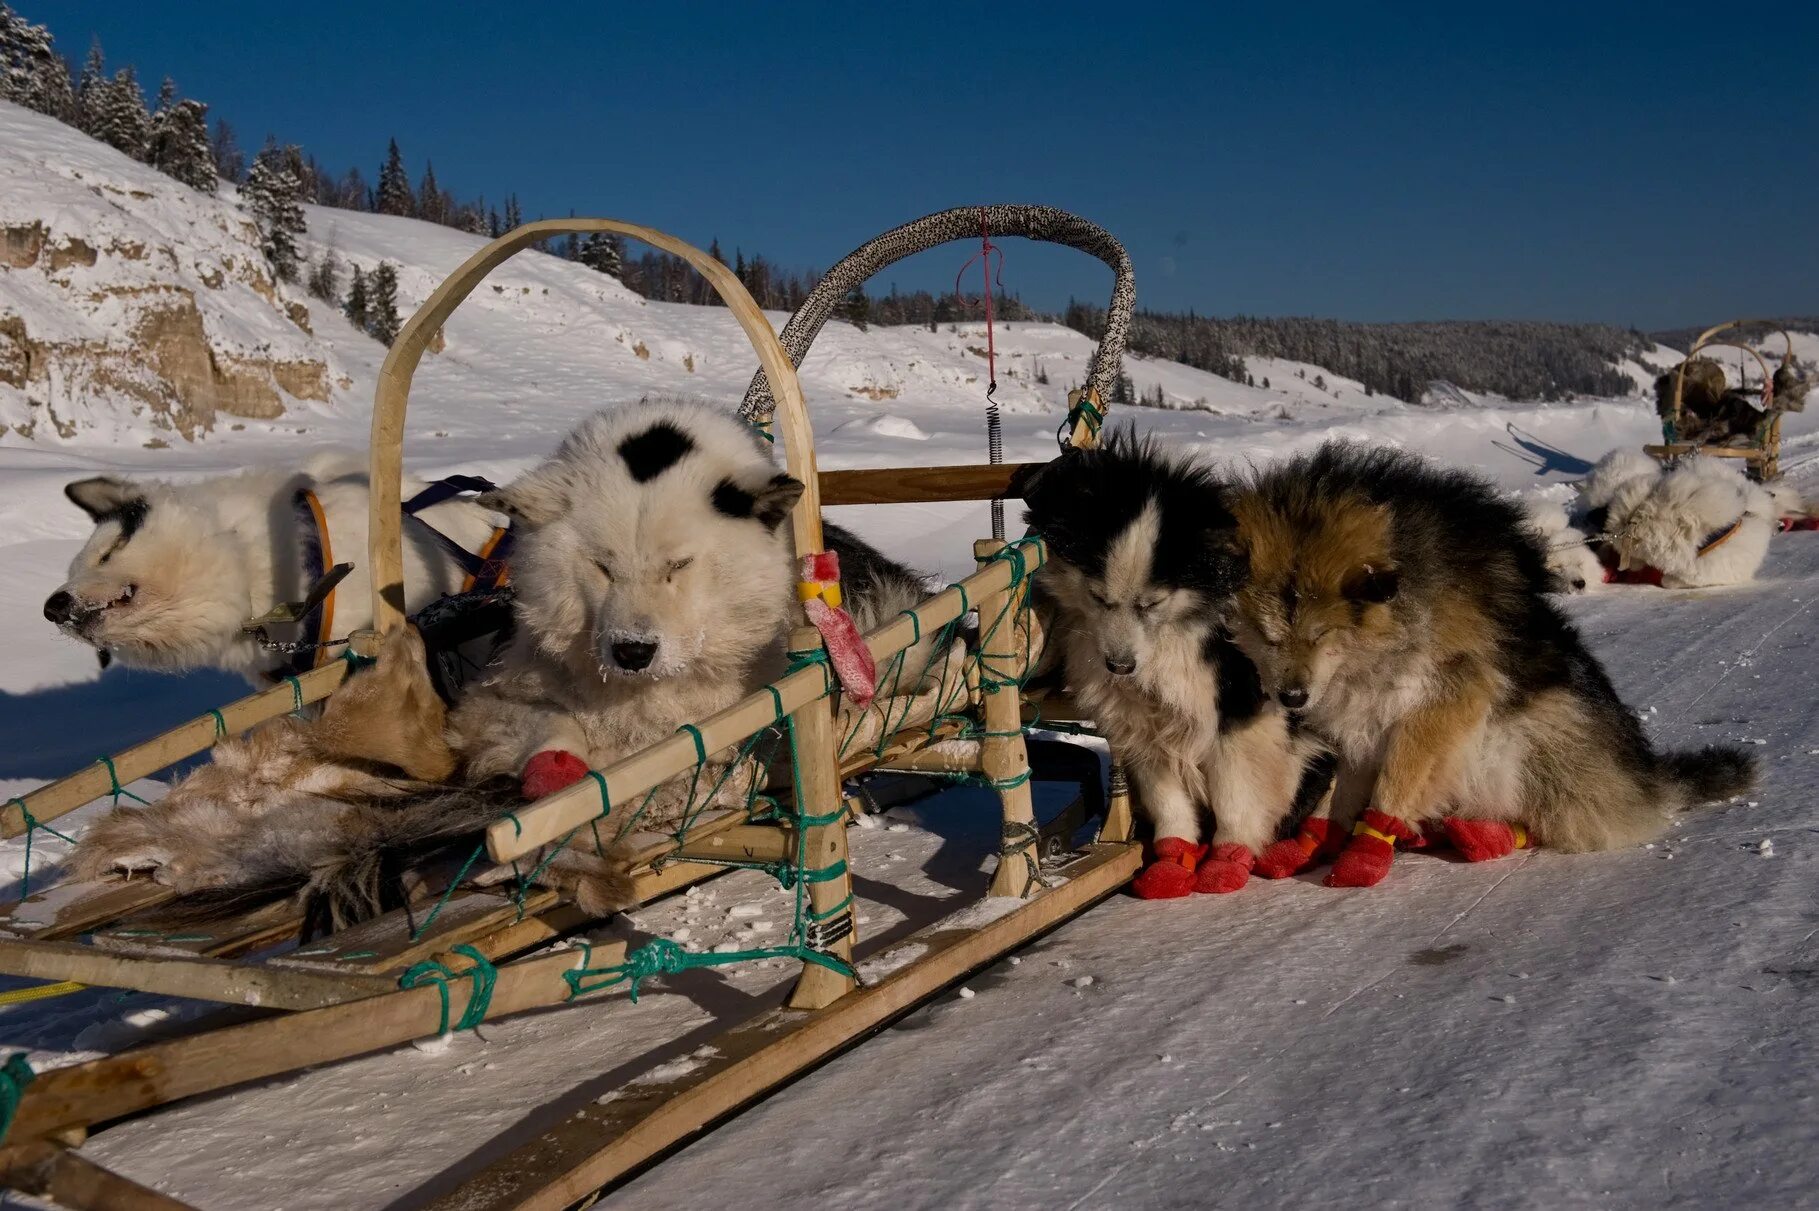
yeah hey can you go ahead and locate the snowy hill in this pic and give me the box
[0,101,338,443]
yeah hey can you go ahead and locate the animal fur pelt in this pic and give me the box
[1227,441,1756,888]
[448,398,932,835]
[65,627,634,931]
[1654,358,1765,446]
[46,452,498,684]
[1021,432,1328,898]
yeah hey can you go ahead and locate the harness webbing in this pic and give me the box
[282,488,337,678]
[402,476,514,592]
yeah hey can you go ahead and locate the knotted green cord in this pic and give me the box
[562,936,854,1003]
[207,708,228,739]
[0,1052,35,1143]
[399,943,497,1035]
[99,756,147,806]
[9,798,73,900]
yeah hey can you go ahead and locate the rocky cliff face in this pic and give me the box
[0,101,342,443]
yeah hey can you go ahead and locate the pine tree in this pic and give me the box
[89,66,151,159]
[0,4,73,120]
[579,231,623,278]
[834,285,870,332]
[503,194,522,230]
[305,250,339,303]
[374,137,413,216]
[366,262,402,346]
[243,144,307,281]
[147,81,216,191]
[211,118,244,182]
[74,38,104,134]
[487,207,501,238]
[344,265,370,332]
[416,161,444,223]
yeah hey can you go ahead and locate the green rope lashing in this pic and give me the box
[398,943,497,1035]
[1066,395,1104,445]
[0,1052,33,1143]
[11,797,75,901]
[563,936,854,1003]
[586,769,610,818]
[1001,819,1053,892]
[285,675,305,714]
[207,708,228,740]
[98,756,147,807]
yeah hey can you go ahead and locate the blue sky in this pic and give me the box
[37,1,1818,328]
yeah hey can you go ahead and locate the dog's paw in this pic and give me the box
[1256,818,1335,879]
[1324,811,1413,888]
[1193,843,1255,894]
[1131,836,1204,900]
[522,750,590,801]
[1439,817,1528,862]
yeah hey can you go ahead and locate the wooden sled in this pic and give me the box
[1645,319,1798,481]
[0,206,1138,1209]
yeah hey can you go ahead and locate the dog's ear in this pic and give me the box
[1342,563,1400,604]
[711,472,804,532]
[65,477,142,521]
[1007,460,1050,501]
[478,471,569,528]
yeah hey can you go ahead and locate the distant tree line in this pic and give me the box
[1649,318,1819,353]
[1065,302,1654,403]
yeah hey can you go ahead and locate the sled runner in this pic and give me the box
[1645,319,1806,481]
[0,206,1139,1208]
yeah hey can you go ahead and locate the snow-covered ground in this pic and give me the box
[4,97,1819,1210]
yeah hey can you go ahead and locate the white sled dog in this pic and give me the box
[46,452,498,683]
[1607,456,1783,589]
[64,401,934,926]
[1019,432,1328,900]
[449,399,933,827]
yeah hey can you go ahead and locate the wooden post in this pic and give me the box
[974,540,1040,898]
[784,628,856,1011]
[1100,761,1134,844]
[0,1140,197,1210]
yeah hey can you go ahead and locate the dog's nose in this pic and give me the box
[44,591,78,625]
[1277,686,1309,710]
[611,640,658,671]
[1104,655,1136,676]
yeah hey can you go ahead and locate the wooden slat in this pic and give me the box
[5,943,629,1143]
[818,462,1038,506]
[0,939,392,1011]
[0,1140,198,1211]
[427,840,1142,1211]
[0,881,177,942]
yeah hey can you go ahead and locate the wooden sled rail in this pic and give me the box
[486,535,1045,864]
[1,841,1140,1187]
[818,462,1039,506]
[1,660,351,840]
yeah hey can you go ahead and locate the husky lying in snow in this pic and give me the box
[1518,493,1606,594]
[1606,456,1789,589]
[1021,433,1328,899]
[1226,442,1756,889]
[450,399,931,825]
[67,626,637,926]
[46,453,497,683]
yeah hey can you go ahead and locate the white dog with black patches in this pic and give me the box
[47,453,497,683]
[449,399,928,823]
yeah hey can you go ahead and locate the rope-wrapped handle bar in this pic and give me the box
[740,204,1134,426]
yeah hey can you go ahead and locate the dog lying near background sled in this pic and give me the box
[46,452,499,684]
[1519,447,1810,592]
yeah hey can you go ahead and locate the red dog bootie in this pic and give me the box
[1132,837,1206,900]
[1439,817,1531,863]
[522,749,590,801]
[1256,817,1339,879]
[1194,843,1256,894]
[1326,810,1418,888]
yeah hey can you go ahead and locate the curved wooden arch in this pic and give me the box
[365,219,821,634]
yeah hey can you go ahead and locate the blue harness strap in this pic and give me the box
[403,476,514,591]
